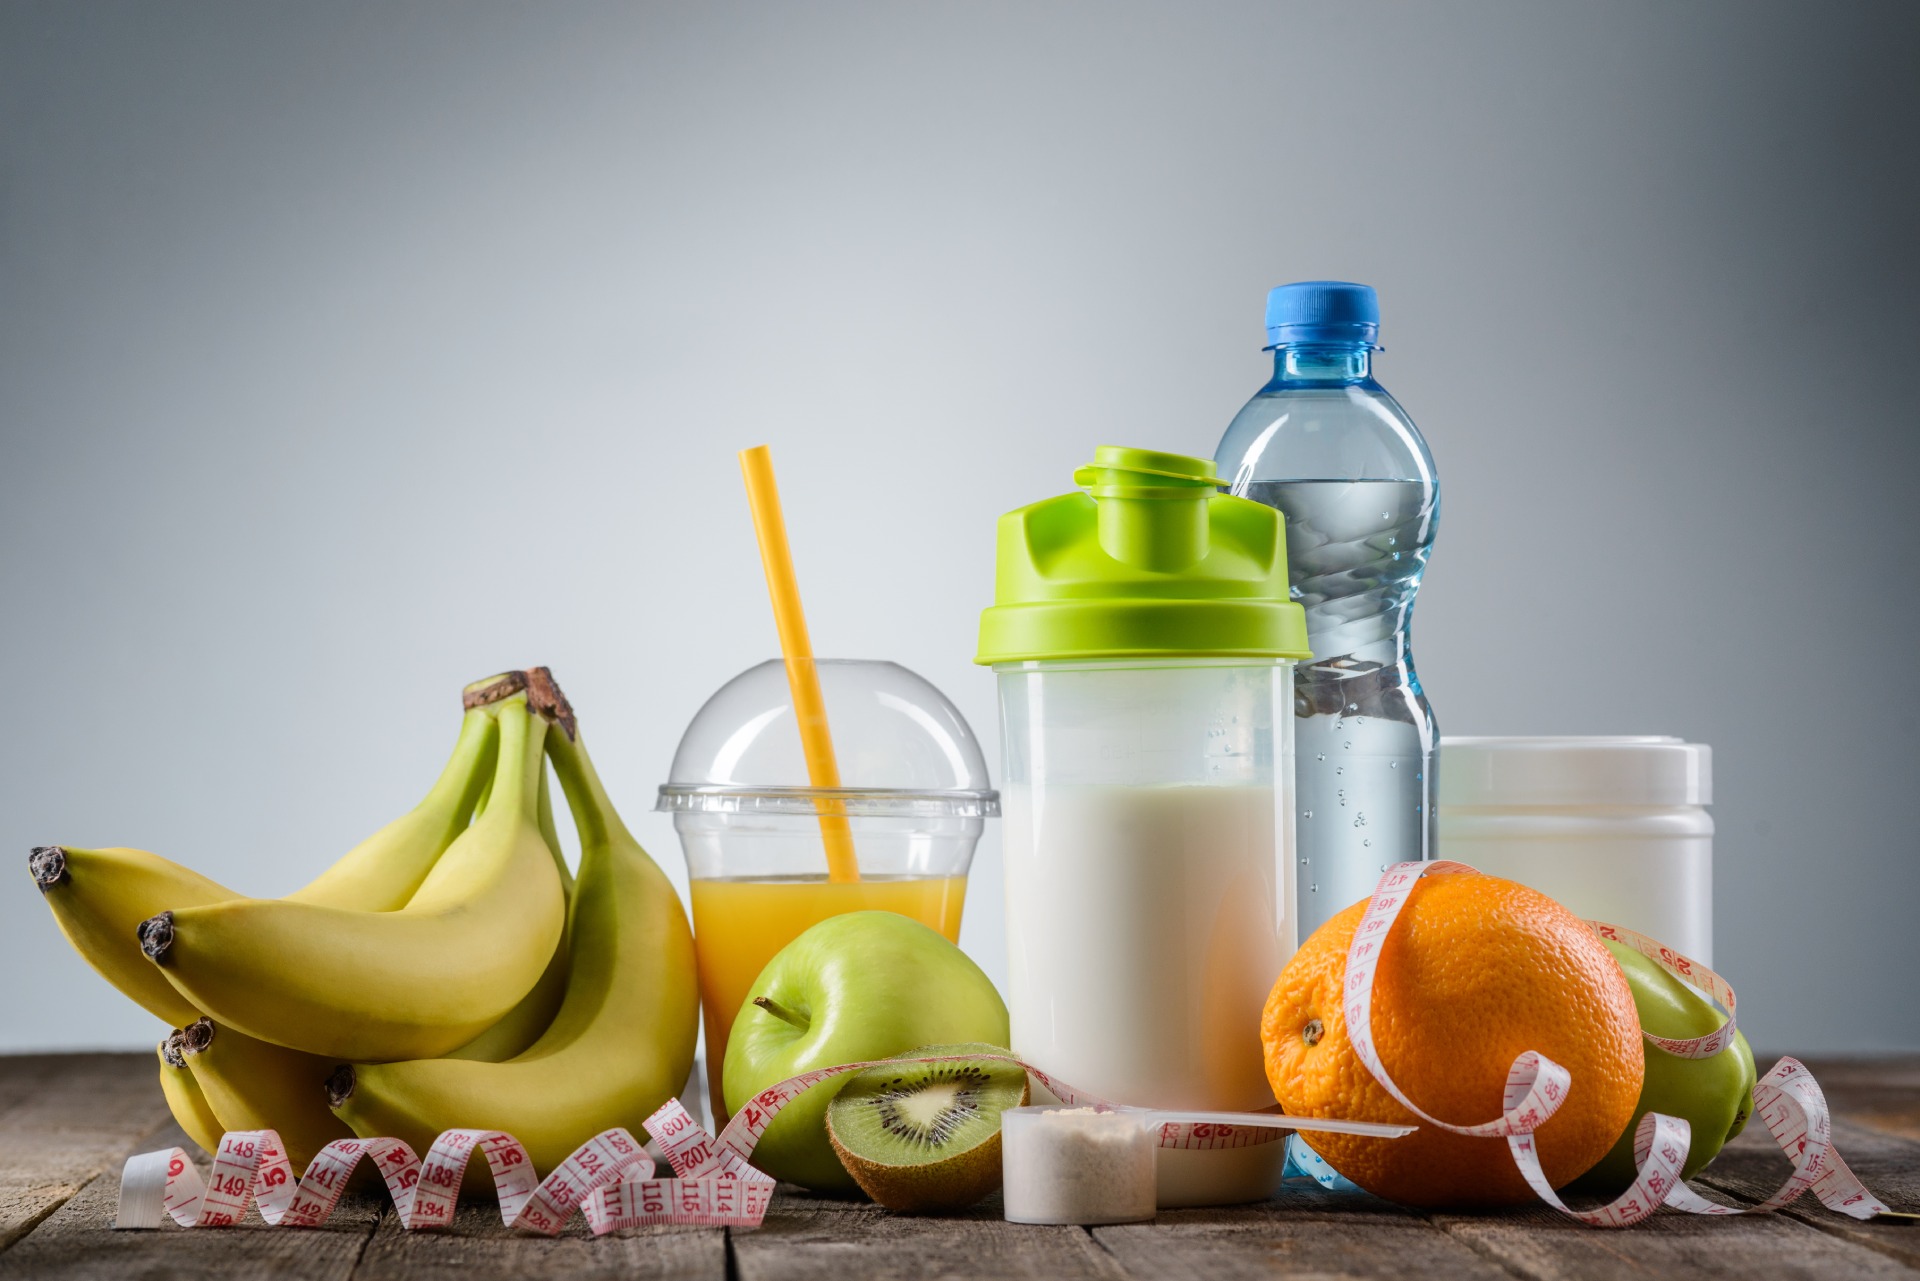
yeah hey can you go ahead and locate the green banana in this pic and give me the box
[30,694,502,1026]
[177,1017,351,1169]
[330,721,699,1174]
[141,695,566,1061]
[156,1032,224,1156]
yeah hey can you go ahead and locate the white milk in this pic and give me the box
[1002,782,1288,1114]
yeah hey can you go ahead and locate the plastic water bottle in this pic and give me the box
[1213,281,1439,939]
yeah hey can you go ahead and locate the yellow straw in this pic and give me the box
[738,445,861,883]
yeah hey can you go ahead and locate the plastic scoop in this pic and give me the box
[1139,1109,1416,1139]
[737,445,860,883]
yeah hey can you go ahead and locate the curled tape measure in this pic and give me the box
[115,860,1904,1233]
[1345,860,1897,1226]
[114,1052,1395,1234]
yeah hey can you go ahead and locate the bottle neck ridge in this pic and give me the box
[1271,344,1373,385]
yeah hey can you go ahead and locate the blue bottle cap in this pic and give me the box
[1264,280,1380,349]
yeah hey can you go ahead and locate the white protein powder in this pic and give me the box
[1001,1108,1156,1225]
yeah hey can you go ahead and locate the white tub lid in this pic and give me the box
[1437,736,1710,807]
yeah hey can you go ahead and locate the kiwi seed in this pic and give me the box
[826,1042,1030,1213]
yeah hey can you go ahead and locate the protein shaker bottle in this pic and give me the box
[976,446,1311,1206]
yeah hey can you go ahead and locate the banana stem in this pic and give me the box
[472,768,495,821]
[484,700,549,825]
[525,667,577,742]
[536,765,562,860]
[446,707,502,818]
[462,671,529,709]
[545,729,630,852]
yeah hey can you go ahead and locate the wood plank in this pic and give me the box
[1096,1212,1511,1281]
[0,1176,87,1258]
[1794,1054,1920,1142]
[0,1054,164,1173]
[1437,1115,1920,1281]
[0,1052,1910,1280]
[0,1057,64,1117]
[0,1118,386,1280]
[1441,1207,1920,1280]
[735,1188,1129,1281]
[1699,1114,1920,1269]
[0,1053,168,1251]
[349,1199,724,1281]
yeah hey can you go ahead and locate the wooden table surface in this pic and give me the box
[0,1053,1914,1280]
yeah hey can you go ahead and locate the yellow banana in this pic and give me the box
[443,927,570,1061]
[30,692,502,1025]
[156,1032,224,1156]
[330,719,699,1174]
[176,1017,350,1170]
[442,762,574,1062]
[141,695,565,1061]
[280,690,503,911]
[33,850,232,1028]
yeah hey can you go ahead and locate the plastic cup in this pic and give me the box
[657,658,997,1121]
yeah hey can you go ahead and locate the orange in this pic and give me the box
[1262,872,1642,1208]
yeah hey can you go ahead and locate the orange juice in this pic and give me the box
[688,874,966,1120]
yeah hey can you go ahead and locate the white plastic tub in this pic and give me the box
[1436,736,1712,962]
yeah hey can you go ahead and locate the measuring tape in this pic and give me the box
[114,1050,1397,1233]
[115,862,1903,1233]
[1343,860,1897,1226]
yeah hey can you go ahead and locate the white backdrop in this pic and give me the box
[4,0,1917,1054]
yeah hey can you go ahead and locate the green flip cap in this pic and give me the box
[975,446,1311,665]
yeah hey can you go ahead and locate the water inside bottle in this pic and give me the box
[1240,477,1438,933]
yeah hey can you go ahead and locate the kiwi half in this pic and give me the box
[825,1042,1030,1212]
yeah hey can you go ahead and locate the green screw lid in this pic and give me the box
[974,445,1311,665]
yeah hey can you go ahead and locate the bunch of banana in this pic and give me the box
[329,718,699,1172]
[155,1032,224,1156]
[135,688,565,1060]
[174,1017,350,1168]
[30,693,501,1029]
[32,667,699,1173]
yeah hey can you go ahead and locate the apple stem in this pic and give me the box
[752,996,810,1031]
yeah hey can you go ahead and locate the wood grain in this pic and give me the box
[0,1052,1915,1280]
[1439,1203,1920,1280]
[1794,1054,1920,1142]
[0,1056,62,1117]
[1097,1211,1510,1280]
[351,1198,723,1281]
[0,1053,168,1251]
[1699,1114,1920,1269]
[735,1189,1128,1281]
[1435,1106,1920,1281]
[0,1119,385,1280]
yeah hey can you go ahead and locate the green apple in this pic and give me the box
[722,910,1010,1192]
[1575,939,1756,1193]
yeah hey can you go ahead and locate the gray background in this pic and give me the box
[4,0,1916,1055]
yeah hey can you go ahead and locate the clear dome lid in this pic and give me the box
[656,659,999,818]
